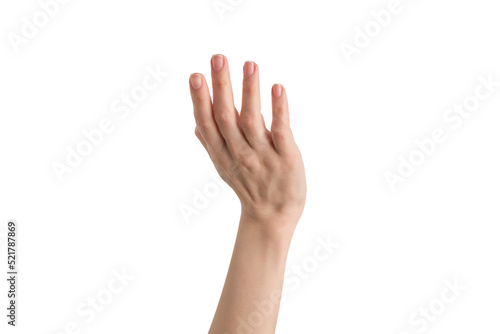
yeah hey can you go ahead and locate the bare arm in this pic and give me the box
[189,54,306,334]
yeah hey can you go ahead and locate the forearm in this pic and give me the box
[189,55,306,333]
[208,217,295,334]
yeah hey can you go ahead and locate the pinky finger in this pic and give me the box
[271,84,295,154]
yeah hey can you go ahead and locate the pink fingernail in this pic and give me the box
[272,84,282,98]
[190,73,202,89]
[212,54,224,71]
[244,61,254,77]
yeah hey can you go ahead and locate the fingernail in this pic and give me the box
[190,73,202,89]
[244,61,254,77]
[212,54,224,71]
[272,84,282,98]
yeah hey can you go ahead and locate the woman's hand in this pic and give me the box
[189,54,306,234]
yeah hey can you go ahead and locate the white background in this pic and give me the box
[1,0,499,333]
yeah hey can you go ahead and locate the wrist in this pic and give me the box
[239,209,298,247]
[235,220,293,267]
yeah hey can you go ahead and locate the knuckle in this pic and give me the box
[197,120,213,131]
[240,115,258,129]
[192,93,205,103]
[243,84,257,95]
[223,149,257,175]
[274,105,286,114]
[222,157,239,176]
[284,153,299,166]
[272,127,289,140]
[213,78,229,88]
[237,150,257,167]
[214,111,233,124]
[274,110,289,124]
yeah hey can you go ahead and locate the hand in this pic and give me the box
[189,54,306,234]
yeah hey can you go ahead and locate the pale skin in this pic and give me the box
[189,54,306,333]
